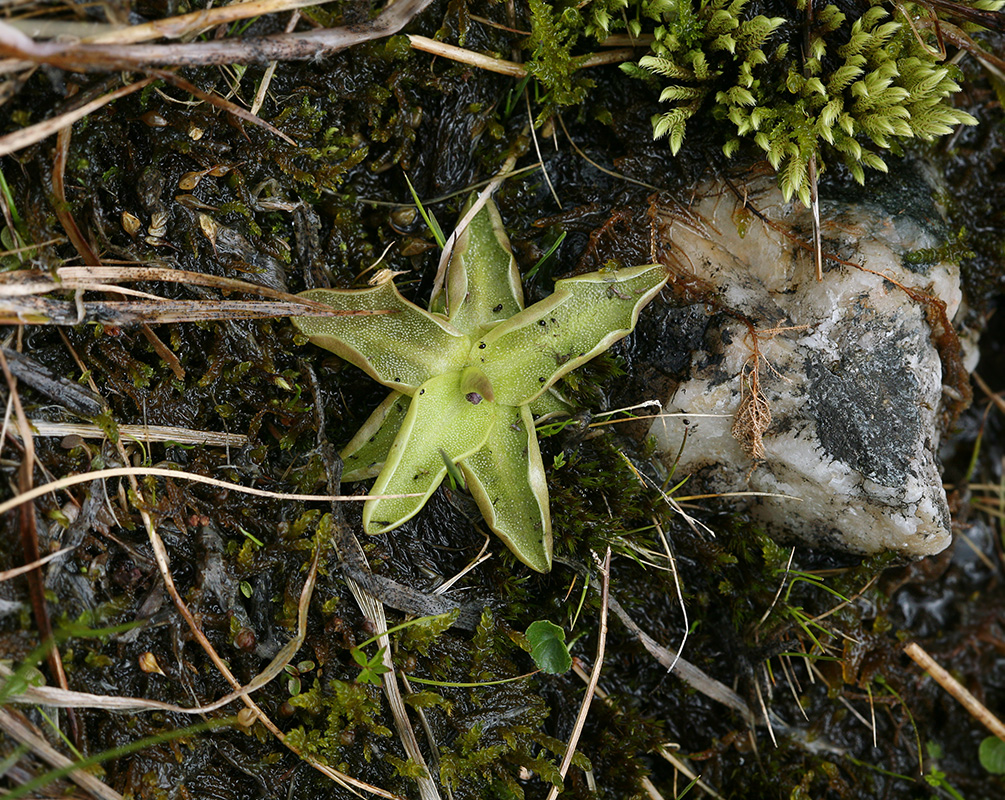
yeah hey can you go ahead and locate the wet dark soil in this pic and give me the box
[1,2,1004,800]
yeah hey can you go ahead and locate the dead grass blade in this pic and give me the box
[28,419,247,447]
[151,70,295,145]
[545,548,611,800]
[0,546,73,583]
[0,465,421,519]
[0,265,334,305]
[251,10,302,116]
[606,587,755,724]
[0,0,435,72]
[0,708,123,800]
[83,0,335,45]
[0,266,379,324]
[346,574,442,800]
[0,296,365,325]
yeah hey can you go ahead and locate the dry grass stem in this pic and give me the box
[251,10,302,116]
[903,642,1005,741]
[570,661,723,799]
[138,495,395,797]
[0,708,124,800]
[652,517,688,674]
[407,34,526,77]
[526,93,561,207]
[0,465,421,519]
[83,0,334,45]
[545,547,610,800]
[27,419,248,447]
[345,573,442,800]
[1,550,319,715]
[603,585,754,723]
[0,345,75,733]
[556,113,663,192]
[0,0,434,72]
[974,371,1005,417]
[431,153,517,307]
[0,264,381,323]
[0,546,73,583]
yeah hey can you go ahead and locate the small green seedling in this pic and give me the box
[351,646,393,686]
[525,620,572,674]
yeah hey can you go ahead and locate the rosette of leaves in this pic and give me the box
[292,198,668,573]
[625,0,1001,205]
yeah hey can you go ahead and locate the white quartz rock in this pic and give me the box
[649,173,967,556]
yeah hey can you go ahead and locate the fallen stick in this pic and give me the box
[0,0,434,71]
[903,641,1005,741]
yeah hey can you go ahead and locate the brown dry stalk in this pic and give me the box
[903,642,1005,741]
[0,708,124,800]
[0,0,435,71]
[0,346,76,742]
[545,548,611,800]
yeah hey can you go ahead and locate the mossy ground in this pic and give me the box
[1,2,1004,799]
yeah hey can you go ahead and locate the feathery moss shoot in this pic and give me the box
[617,0,1002,204]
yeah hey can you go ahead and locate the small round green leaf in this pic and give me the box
[526,620,572,675]
[979,736,1005,774]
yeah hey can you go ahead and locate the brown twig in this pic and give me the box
[0,346,78,743]
[545,548,611,800]
[903,642,1005,741]
[0,0,435,72]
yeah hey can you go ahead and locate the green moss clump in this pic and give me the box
[623,0,1002,204]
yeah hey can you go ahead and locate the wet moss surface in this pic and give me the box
[1,2,1005,799]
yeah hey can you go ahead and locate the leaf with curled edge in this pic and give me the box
[293,282,470,394]
[430,194,525,335]
[473,264,669,406]
[341,391,409,481]
[462,404,552,573]
[363,371,496,535]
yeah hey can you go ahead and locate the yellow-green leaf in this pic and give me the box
[363,371,495,534]
[294,283,469,394]
[472,264,669,406]
[341,391,410,481]
[462,405,551,573]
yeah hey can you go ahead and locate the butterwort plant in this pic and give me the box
[293,196,668,572]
